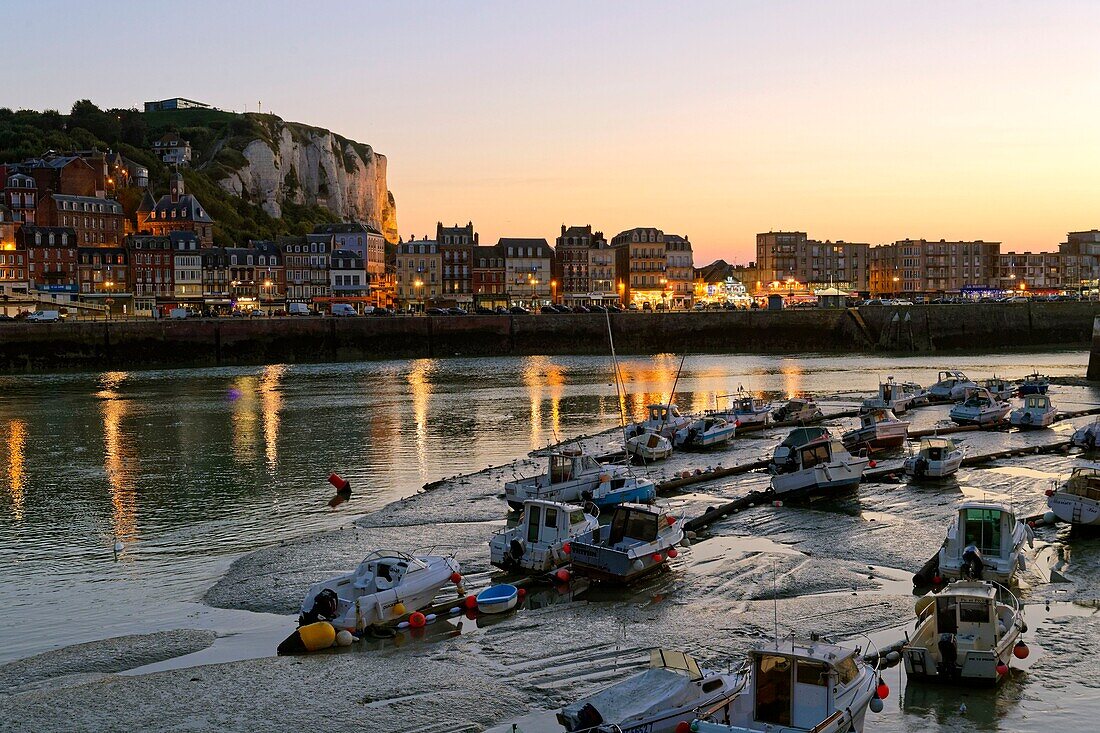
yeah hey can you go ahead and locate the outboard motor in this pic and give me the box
[562,703,603,732]
[962,544,985,580]
[913,457,928,478]
[300,588,339,625]
[937,632,959,677]
[509,538,526,563]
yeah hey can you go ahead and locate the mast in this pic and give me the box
[605,310,630,451]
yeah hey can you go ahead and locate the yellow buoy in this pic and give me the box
[393,602,407,616]
[298,621,336,652]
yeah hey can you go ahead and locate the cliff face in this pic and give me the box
[219,119,398,243]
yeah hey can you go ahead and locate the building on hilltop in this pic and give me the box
[144,98,211,113]
[38,193,124,246]
[152,133,192,166]
[3,172,38,225]
[136,171,214,246]
[500,237,553,308]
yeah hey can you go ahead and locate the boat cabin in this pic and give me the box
[646,403,683,424]
[1022,394,1051,412]
[1063,467,1100,501]
[750,640,864,730]
[960,390,997,409]
[936,370,969,385]
[779,426,829,450]
[859,408,896,428]
[956,502,1017,560]
[353,551,422,591]
[519,500,590,546]
[607,504,661,547]
[920,437,956,461]
[547,450,603,485]
[924,583,999,639]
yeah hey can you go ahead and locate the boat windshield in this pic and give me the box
[1024,395,1048,409]
[754,654,793,726]
[799,442,832,469]
[963,508,1003,555]
[549,455,574,483]
[650,649,703,680]
[609,508,657,543]
[569,509,588,525]
[782,427,828,448]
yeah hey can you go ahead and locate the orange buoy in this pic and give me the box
[327,473,349,491]
[464,594,478,609]
[668,548,679,559]
[449,571,463,584]
[409,611,427,628]
[561,542,571,554]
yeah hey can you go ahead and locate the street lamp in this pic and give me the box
[891,276,900,299]
[618,279,625,307]
[413,278,424,314]
[104,280,114,321]
[550,278,557,305]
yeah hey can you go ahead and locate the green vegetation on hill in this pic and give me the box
[0,101,339,246]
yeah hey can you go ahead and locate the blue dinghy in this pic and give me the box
[476,584,519,614]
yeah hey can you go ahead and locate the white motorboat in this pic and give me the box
[504,447,612,510]
[905,382,931,407]
[711,389,771,430]
[842,408,910,451]
[772,398,823,424]
[1009,394,1056,429]
[557,649,747,733]
[1046,466,1100,527]
[1072,419,1100,449]
[770,428,869,498]
[674,415,736,449]
[297,550,461,631]
[949,388,1010,426]
[625,403,691,441]
[903,580,1027,685]
[927,370,978,402]
[861,376,919,414]
[982,376,1015,401]
[691,637,881,733]
[903,437,963,480]
[935,501,1033,584]
[627,431,674,462]
[570,503,686,583]
[490,499,599,573]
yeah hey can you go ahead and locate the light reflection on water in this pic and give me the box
[0,350,1090,662]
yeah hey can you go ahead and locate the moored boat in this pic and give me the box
[935,501,1033,584]
[557,649,747,733]
[504,447,612,510]
[1046,466,1100,526]
[842,408,910,450]
[903,437,963,480]
[1018,372,1050,395]
[1009,394,1056,429]
[1072,419,1100,449]
[861,376,919,414]
[626,431,674,462]
[490,499,599,573]
[570,503,686,583]
[769,427,869,498]
[981,375,1015,401]
[691,636,881,733]
[476,584,519,614]
[903,580,1027,685]
[674,415,736,449]
[625,403,691,441]
[949,388,1010,426]
[772,398,823,424]
[927,370,978,402]
[711,389,771,430]
[296,550,462,632]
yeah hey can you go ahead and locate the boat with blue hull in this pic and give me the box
[1018,372,1050,395]
[476,584,519,614]
[570,503,686,584]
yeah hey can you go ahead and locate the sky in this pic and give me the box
[9,1,1100,263]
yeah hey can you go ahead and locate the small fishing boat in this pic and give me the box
[903,580,1027,685]
[504,447,612,510]
[626,431,674,462]
[625,403,691,441]
[772,398,823,424]
[557,649,747,733]
[935,501,1033,584]
[297,550,461,631]
[711,389,771,430]
[1017,372,1050,395]
[949,388,1010,426]
[1009,394,1056,429]
[842,408,910,451]
[926,370,978,402]
[588,471,657,507]
[691,636,882,733]
[905,382,931,407]
[490,499,599,572]
[476,584,518,614]
[674,415,736,449]
[769,428,869,498]
[570,503,685,583]
[1072,419,1100,449]
[903,437,963,480]
[861,376,919,414]
[981,376,1015,401]
[1046,466,1100,527]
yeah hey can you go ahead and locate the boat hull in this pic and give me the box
[770,458,869,498]
[904,455,963,480]
[949,407,1009,426]
[903,635,1019,686]
[1048,493,1100,526]
[592,483,657,507]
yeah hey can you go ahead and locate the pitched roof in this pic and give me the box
[313,222,381,235]
[497,237,553,257]
[150,193,214,223]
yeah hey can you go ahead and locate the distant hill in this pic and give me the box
[0,101,397,246]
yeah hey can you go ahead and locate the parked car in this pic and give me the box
[169,308,190,319]
[655,302,668,311]
[509,305,530,315]
[0,314,12,321]
[494,306,509,314]
[541,306,559,314]
[475,306,496,315]
[550,304,571,313]
[371,307,395,317]
[605,305,622,313]
[27,310,61,323]
[426,307,447,315]
[288,303,311,316]
[447,307,468,315]
[588,304,608,313]
[628,303,640,311]
[330,304,357,316]
[572,305,590,313]
[642,302,653,311]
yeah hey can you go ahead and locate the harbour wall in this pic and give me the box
[0,301,1096,373]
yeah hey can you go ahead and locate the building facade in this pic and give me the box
[664,234,694,308]
[329,249,370,312]
[136,172,215,246]
[280,234,333,304]
[436,222,477,306]
[395,238,441,310]
[868,239,1000,296]
[172,231,203,308]
[127,234,176,314]
[611,227,667,306]
[500,238,553,307]
[313,222,386,284]
[152,133,192,165]
[472,244,506,308]
[19,226,79,296]
[38,193,124,246]
[755,232,868,292]
[555,225,606,304]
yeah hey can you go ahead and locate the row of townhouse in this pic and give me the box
[394,222,696,310]
[755,230,1100,296]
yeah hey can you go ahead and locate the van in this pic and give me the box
[169,308,189,319]
[330,303,357,317]
[288,303,311,316]
[27,310,60,323]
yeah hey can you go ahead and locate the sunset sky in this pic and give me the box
[10,1,1100,263]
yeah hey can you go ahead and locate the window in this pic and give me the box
[544,507,558,529]
[754,655,792,726]
[834,657,858,687]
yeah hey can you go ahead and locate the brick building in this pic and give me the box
[136,172,215,246]
[38,193,124,246]
[554,224,607,305]
[472,244,506,308]
[436,222,477,306]
[127,234,176,314]
[755,231,868,292]
[868,240,1000,296]
[18,226,79,296]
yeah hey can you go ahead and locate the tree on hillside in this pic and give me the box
[69,100,119,145]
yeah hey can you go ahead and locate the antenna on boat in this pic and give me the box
[659,353,688,435]
[773,558,780,646]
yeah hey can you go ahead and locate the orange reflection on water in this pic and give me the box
[101,395,136,542]
[259,365,284,473]
[779,358,805,398]
[230,376,260,464]
[522,357,566,448]
[7,420,26,521]
[407,360,435,474]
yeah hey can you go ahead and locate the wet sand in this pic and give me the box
[5,391,1100,732]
